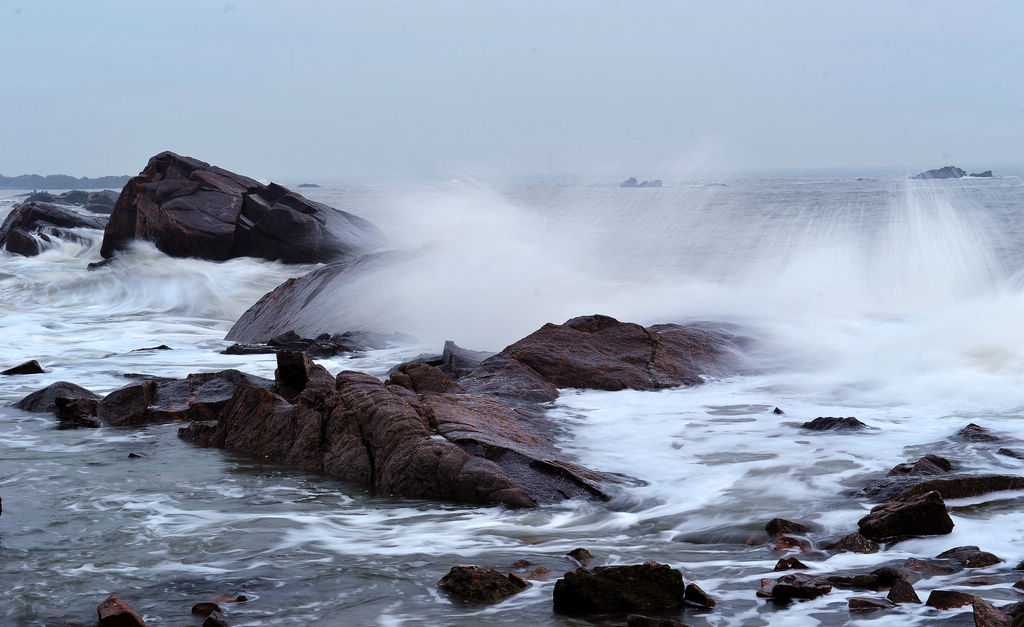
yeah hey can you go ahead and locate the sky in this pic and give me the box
[1,0,1021,181]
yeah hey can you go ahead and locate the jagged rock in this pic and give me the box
[888,454,954,475]
[203,610,229,627]
[12,381,102,427]
[97,594,147,626]
[857,491,954,540]
[827,532,879,553]
[99,151,384,263]
[553,562,685,613]
[774,557,808,571]
[887,580,921,604]
[800,416,868,431]
[911,166,967,180]
[387,362,465,394]
[566,547,594,566]
[848,597,894,612]
[997,448,1024,460]
[0,201,106,256]
[460,314,735,405]
[956,423,1001,442]
[180,353,610,508]
[191,602,221,616]
[935,546,1002,568]
[765,518,809,536]
[863,473,1024,502]
[766,573,832,601]
[2,360,44,375]
[925,589,975,609]
[973,598,1012,627]
[684,582,715,608]
[437,565,528,603]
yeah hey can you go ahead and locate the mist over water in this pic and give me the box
[3,174,1024,625]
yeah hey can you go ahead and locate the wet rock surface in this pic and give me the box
[857,490,954,540]
[765,518,809,536]
[800,416,869,431]
[935,546,1002,568]
[925,589,975,609]
[826,532,879,553]
[553,562,686,613]
[762,573,832,601]
[886,580,921,604]
[1,360,45,375]
[99,151,384,263]
[437,565,528,603]
[0,201,107,256]
[97,594,147,626]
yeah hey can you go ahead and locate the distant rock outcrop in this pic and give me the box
[99,152,385,263]
[0,173,130,190]
[620,177,663,188]
[969,170,994,178]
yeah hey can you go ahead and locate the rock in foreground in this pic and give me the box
[0,201,106,256]
[553,562,685,613]
[857,491,954,541]
[97,594,147,626]
[100,151,384,263]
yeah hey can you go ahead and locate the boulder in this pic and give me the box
[973,598,1013,626]
[684,582,715,608]
[0,201,106,256]
[553,562,685,613]
[99,151,384,263]
[97,594,147,626]
[1,360,44,375]
[911,166,967,180]
[566,547,595,566]
[765,518,809,536]
[765,573,832,601]
[956,423,1001,442]
[857,491,954,541]
[886,580,921,604]
[925,590,975,610]
[436,565,528,603]
[863,473,1024,502]
[800,416,869,431]
[826,532,879,553]
[888,454,953,475]
[180,354,611,508]
[935,546,1002,568]
[460,314,735,405]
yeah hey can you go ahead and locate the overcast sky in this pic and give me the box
[1,1,1021,181]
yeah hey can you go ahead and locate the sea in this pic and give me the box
[1,172,1023,625]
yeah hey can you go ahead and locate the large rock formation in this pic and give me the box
[179,352,611,508]
[99,151,385,263]
[0,201,107,256]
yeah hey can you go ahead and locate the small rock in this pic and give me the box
[769,573,832,601]
[438,565,528,604]
[936,546,1002,568]
[526,566,558,581]
[756,578,776,598]
[566,547,594,566]
[1013,581,1024,591]
[553,562,685,613]
[925,590,975,610]
[191,602,222,616]
[887,580,921,604]
[1,360,44,375]
[203,611,229,627]
[956,423,1000,442]
[97,594,147,627]
[828,567,905,590]
[774,536,811,553]
[774,557,808,571]
[973,598,1013,627]
[209,594,246,604]
[997,448,1024,460]
[888,454,954,475]
[848,597,894,612]
[765,518,809,536]
[827,532,879,554]
[626,615,687,627]
[684,582,715,608]
[857,490,954,540]
[773,407,784,414]
[509,559,532,569]
[128,452,142,458]
[903,557,955,576]
[800,416,869,431]
[132,345,171,352]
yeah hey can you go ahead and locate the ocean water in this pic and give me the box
[1,174,1024,625]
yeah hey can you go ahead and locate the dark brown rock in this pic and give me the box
[887,580,921,604]
[566,547,595,566]
[800,416,869,431]
[765,518,809,536]
[202,610,229,627]
[96,594,147,626]
[179,353,610,508]
[437,565,527,603]
[13,381,100,414]
[936,546,1002,568]
[888,454,954,475]
[191,602,221,616]
[1,360,44,375]
[864,474,1024,502]
[774,536,811,553]
[903,557,956,576]
[857,491,954,541]
[387,362,465,394]
[997,448,1024,460]
[626,616,687,627]
[208,594,246,604]
[553,562,685,613]
[827,532,879,553]
[100,151,384,263]
[756,578,776,598]
[0,201,106,256]
[460,315,735,404]
[848,597,894,611]
[526,566,557,581]
[956,423,1001,442]
[684,582,715,608]
[926,589,975,609]
[769,573,832,601]
[972,598,1013,626]
[828,567,906,590]
[774,557,808,571]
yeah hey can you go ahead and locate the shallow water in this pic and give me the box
[2,175,1024,625]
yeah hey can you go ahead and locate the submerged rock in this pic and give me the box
[1,360,45,375]
[955,423,1001,442]
[800,416,869,431]
[100,151,384,263]
[97,594,147,626]
[765,518,809,536]
[848,597,893,612]
[935,545,1002,568]
[763,573,832,601]
[857,491,954,541]
[553,562,686,613]
[925,589,975,610]
[827,567,905,590]
[437,566,528,603]
[826,532,879,554]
